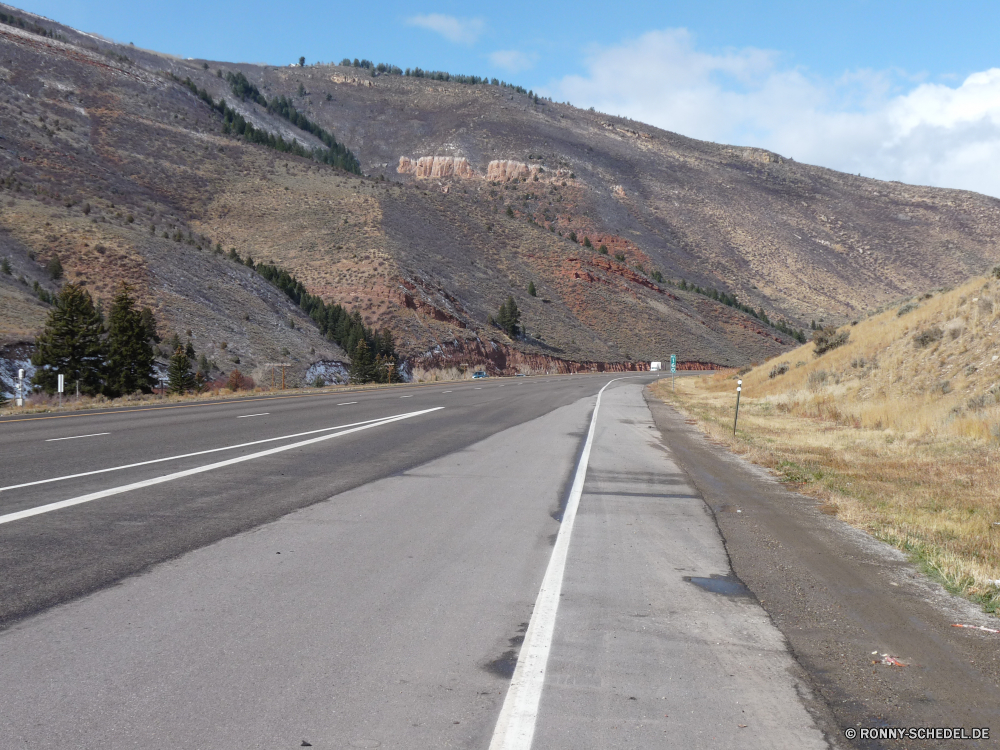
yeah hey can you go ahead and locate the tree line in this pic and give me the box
[31,282,161,397]
[675,279,806,343]
[338,57,534,97]
[171,73,361,174]
[0,10,64,40]
[234,253,402,384]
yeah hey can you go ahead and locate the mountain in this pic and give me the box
[3,4,1000,383]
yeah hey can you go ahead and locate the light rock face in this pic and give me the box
[397,156,475,178]
[486,160,540,182]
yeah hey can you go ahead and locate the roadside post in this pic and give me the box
[734,379,742,435]
[16,368,24,407]
[670,354,676,392]
[57,373,64,409]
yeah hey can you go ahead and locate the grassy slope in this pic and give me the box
[653,276,1000,615]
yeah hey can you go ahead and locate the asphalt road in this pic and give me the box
[0,373,831,748]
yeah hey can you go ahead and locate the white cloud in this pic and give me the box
[544,29,1000,198]
[490,49,538,73]
[406,14,484,45]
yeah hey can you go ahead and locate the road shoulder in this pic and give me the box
[645,389,1000,747]
[532,383,829,749]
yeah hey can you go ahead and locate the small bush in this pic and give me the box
[992,266,1000,279]
[226,369,254,391]
[913,327,943,348]
[897,302,918,316]
[807,370,829,389]
[813,327,849,355]
[614,252,626,262]
[968,394,990,411]
[598,244,608,254]
[769,363,789,379]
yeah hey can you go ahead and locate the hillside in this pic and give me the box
[652,272,1000,611]
[3,4,1000,385]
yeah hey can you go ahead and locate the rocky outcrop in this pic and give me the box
[486,160,541,182]
[731,147,783,164]
[407,337,719,377]
[397,156,475,179]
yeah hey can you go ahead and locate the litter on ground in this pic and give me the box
[952,623,1000,635]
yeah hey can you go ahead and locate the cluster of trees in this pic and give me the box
[224,72,361,173]
[31,282,160,398]
[239,254,401,384]
[675,280,807,343]
[0,9,64,40]
[335,56,535,96]
[172,74,360,174]
[488,296,522,338]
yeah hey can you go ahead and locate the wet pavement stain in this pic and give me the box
[684,573,753,597]
[484,622,529,678]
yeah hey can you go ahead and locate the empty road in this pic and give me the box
[0,374,829,748]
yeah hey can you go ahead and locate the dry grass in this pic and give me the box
[652,275,1000,615]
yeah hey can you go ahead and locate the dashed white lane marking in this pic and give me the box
[236,413,269,419]
[1,415,410,494]
[400,395,414,398]
[442,390,452,393]
[0,408,443,527]
[44,433,110,442]
[474,387,482,390]
[488,378,623,750]
[337,402,358,406]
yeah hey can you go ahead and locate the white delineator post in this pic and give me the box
[57,373,64,409]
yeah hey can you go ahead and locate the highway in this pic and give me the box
[0,373,827,748]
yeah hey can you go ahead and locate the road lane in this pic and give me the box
[0,374,666,630]
[0,389,600,749]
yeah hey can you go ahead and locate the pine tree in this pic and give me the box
[349,339,376,384]
[185,340,196,359]
[32,283,105,395]
[528,281,537,297]
[139,307,160,343]
[46,253,63,280]
[167,346,195,393]
[105,282,156,397]
[496,296,521,337]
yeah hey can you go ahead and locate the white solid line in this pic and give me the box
[45,432,110,442]
[488,378,624,750]
[236,413,269,419]
[400,395,413,398]
[337,402,358,406]
[0,408,442,527]
[1,414,412,494]
[442,390,452,393]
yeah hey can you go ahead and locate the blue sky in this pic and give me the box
[16,1,1000,196]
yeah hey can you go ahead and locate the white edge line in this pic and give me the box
[45,432,110,442]
[2,413,416,494]
[337,402,358,406]
[236,413,269,419]
[487,377,628,750]
[0,408,443,526]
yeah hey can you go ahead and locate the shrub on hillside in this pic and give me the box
[913,327,943,348]
[769,363,789,379]
[226,369,254,391]
[813,327,849,355]
[897,302,918,316]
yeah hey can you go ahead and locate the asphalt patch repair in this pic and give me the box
[645,389,1000,749]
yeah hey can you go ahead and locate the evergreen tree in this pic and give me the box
[496,296,521,337]
[105,282,155,397]
[32,283,105,395]
[167,346,195,393]
[198,353,210,373]
[139,307,160,343]
[47,253,63,280]
[0,388,7,407]
[528,281,537,297]
[349,339,376,384]
[185,340,196,359]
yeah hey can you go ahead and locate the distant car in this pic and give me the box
[515,373,527,377]
[472,371,487,379]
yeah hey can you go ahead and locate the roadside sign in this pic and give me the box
[57,374,64,393]
[670,355,676,373]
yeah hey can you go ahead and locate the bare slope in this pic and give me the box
[2,5,999,375]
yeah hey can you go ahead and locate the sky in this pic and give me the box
[15,0,1000,197]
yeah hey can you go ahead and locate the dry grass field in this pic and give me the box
[652,274,1000,615]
